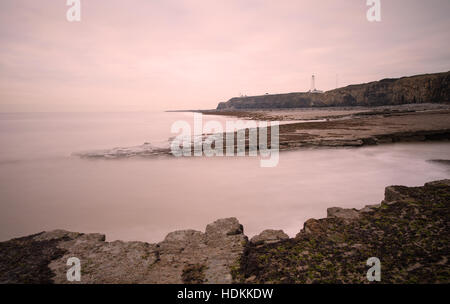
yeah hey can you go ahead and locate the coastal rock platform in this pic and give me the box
[1,180,449,284]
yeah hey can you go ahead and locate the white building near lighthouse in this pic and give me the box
[309,75,324,93]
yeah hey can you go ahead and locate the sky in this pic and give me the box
[0,0,449,112]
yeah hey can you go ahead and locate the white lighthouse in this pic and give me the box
[309,75,324,93]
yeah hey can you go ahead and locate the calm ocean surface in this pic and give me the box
[0,112,449,242]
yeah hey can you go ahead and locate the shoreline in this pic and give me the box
[1,179,448,283]
[202,104,450,150]
[78,104,450,159]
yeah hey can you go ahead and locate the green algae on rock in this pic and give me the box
[235,180,450,284]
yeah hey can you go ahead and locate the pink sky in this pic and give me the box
[0,0,449,112]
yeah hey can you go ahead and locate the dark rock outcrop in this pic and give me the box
[235,179,450,284]
[0,232,68,284]
[217,71,450,110]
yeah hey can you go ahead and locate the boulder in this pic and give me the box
[158,229,205,254]
[250,230,289,245]
[205,217,244,236]
[300,218,328,236]
[361,137,378,145]
[327,207,360,219]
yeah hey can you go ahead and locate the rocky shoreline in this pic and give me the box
[1,179,449,284]
[235,179,450,283]
[203,105,450,152]
[75,104,450,159]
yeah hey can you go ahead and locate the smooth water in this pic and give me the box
[0,112,449,242]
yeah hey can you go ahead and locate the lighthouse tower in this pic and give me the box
[309,75,324,93]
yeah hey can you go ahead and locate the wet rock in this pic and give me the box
[319,139,364,147]
[361,137,378,145]
[376,137,393,144]
[250,230,289,245]
[74,142,171,159]
[428,159,450,166]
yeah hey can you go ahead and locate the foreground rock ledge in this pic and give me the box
[237,179,450,284]
[0,218,247,284]
[1,180,449,284]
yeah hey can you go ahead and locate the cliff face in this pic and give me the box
[217,71,450,109]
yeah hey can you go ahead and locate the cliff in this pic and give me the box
[217,71,450,109]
